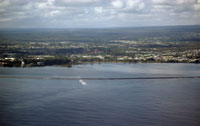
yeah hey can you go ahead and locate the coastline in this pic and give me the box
[0,60,199,68]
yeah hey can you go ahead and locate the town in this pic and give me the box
[0,40,200,67]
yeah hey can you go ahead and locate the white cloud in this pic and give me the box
[175,0,196,5]
[0,0,10,8]
[111,0,123,8]
[126,0,140,8]
[152,0,169,4]
[0,17,12,22]
[138,3,145,10]
[55,0,100,6]
[62,0,99,3]
[37,2,48,9]
[0,0,199,28]
[152,0,197,5]
[194,3,200,10]
[44,10,60,17]
[95,6,103,13]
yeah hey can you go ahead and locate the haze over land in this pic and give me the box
[0,0,200,28]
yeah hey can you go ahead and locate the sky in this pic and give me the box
[0,0,200,28]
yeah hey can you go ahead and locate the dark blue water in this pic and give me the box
[0,63,200,126]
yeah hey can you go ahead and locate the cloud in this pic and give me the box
[111,0,123,8]
[55,0,100,7]
[0,0,10,8]
[95,6,103,13]
[0,0,199,28]
[152,0,197,5]
[43,10,60,17]
[126,0,140,8]
[194,3,200,10]
[152,0,170,5]
[125,0,145,11]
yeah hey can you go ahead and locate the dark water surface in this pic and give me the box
[0,63,200,126]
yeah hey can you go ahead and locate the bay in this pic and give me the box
[0,63,200,126]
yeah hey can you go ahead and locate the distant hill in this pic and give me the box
[0,25,200,43]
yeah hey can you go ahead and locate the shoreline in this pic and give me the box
[0,61,199,68]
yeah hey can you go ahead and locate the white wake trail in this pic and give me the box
[79,79,87,86]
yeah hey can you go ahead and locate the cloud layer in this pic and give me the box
[0,0,200,28]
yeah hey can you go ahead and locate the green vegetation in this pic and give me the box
[0,25,200,67]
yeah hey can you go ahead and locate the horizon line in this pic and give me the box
[0,24,200,29]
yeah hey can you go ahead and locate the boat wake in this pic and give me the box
[79,79,87,86]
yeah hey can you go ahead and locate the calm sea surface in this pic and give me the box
[0,63,200,126]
